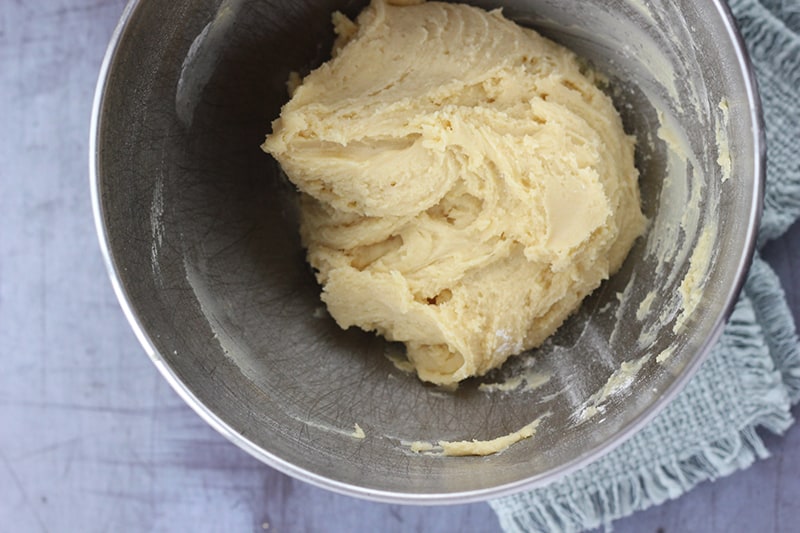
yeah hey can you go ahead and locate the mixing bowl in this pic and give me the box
[91,0,763,502]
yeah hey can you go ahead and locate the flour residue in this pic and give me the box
[716,98,732,183]
[404,417,543,457]
[656,345,676,364]
[150,174,165,282]
[674,224,717,333]
[643,111,695,280]
[352,423,366,439]
[494,330,524,358]
[631,104,717,352]
[302,418,371,440]
[575,354,650,423]
[176,0,244,127]
[636,291,656,321]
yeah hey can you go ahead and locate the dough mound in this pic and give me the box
[262,0,646,385]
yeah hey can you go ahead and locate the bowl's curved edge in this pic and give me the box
[89,0,765,505]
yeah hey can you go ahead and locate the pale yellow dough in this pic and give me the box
[407,418,541,456]
[262,0,646,385]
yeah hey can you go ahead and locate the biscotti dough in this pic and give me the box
[262,0,646,385]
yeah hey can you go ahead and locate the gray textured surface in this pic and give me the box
[1,1,798,531]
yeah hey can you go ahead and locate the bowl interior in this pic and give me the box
[94,0,761,501]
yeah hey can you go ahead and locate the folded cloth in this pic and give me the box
[490,0,800,530]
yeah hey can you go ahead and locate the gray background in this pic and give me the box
[1,1,798,531]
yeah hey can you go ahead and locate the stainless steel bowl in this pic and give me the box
[91,0,763,503]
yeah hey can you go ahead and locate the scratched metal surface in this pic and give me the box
[0,1,798,532]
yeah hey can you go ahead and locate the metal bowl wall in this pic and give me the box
[91,0,763,503]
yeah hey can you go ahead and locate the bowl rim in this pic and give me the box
[90,0,765,505]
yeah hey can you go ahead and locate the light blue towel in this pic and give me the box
[490,0,800,530]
